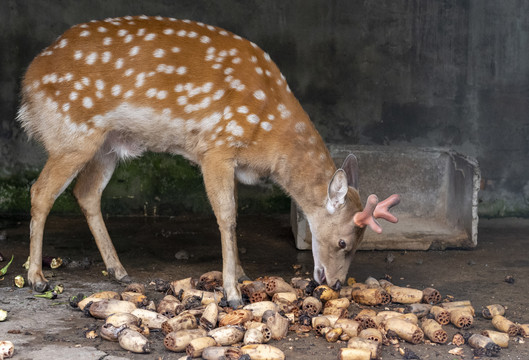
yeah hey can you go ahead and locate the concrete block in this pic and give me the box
[291,145,480,250]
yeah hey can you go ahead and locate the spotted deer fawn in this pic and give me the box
[18,15,399,307]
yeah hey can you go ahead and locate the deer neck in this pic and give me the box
[270,114,336,219]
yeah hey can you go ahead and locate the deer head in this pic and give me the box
[308,154,400,290]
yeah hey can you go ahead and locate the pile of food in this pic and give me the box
[65,271,529,359]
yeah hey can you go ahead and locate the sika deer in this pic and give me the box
[17,16,399,307]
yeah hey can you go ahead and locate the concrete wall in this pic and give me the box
[1,0,528,217]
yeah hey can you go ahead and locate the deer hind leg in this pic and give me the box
[73,146,131,283]
[201,155,246,308]
[28,143,103,292]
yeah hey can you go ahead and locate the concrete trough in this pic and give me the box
[291,145,481,251]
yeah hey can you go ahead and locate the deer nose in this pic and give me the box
[331,280,342,291]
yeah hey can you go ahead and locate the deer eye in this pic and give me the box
[338,239,347,249]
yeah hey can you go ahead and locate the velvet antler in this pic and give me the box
[374,194,401,223]
[354,194,400,233]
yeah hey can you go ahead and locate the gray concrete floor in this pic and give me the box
[0,214,528,359]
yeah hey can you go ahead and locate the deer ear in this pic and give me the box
[341,154,359,189]
[327,169,348,214]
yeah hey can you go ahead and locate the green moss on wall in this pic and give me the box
[0,153,290,216]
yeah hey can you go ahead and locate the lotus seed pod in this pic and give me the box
[131,308,169,329]
[118,328,150,353]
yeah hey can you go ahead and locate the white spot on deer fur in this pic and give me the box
[163,28,174,35]
[187,31,198,38]
[202,82,213,93]
[64,73,73,81]
[215,56,225,63]
[233,35,242,40]
[265,70,272,77]
[124,90,134,98]
[74,82,83,90]
[74,50,83,60]
[251,56,257,63]
[177,30,187,37]
[226,120,244,136]
[96,91,103,99]
[205,54,215,61]
[129,46,140,56]
[184,104,197,113]
[80,30,90,37]
[278,104,291,118]
[171,47,180,53]
[229,48,238,56]
[212,64,222,69]
[224,68,234,75]
[102,51,111,63]
[103,37,112,46]
[174,84,184,92]
[255,67,263,75]
[264,52,271,61]
[253,90,266,100]
[111,84,122,96]
[213,89,225,100]
[58,39,68,48]
[207,47,216,54]
[137,28,146,36]
[86,52,98,65]
[69,91,78,101]
[62,103,70,112]
[153,49,165,58]
[232,57,241,64]
[97,26,107,33]
[176,66,187,75]
[207,25,215,31]
[156,90,167,100]
[218,50,227,57]
[308,136,316,144]
[83,97,93,108]
[261,121,272,131]
[237,106,249,114]
[229,79,241,89]
[267,114,275,120]
[295,122,306,133]
[95,79,105,90]
[247,114,259,124]
[155,16,163,21]
[200,35,211,43]
[124,34,133,43]
[215,140,225,146]
[157,64,175,74]
[117,29,128,37]
[177,96,187,105]
[81,77,90,86]
[125,68,134,77]
[135,72,146,87]
[146,88,157,98]
[115,58,124,69]
[145,33,156,41]
[219,30,228,36]
[200,112,222,130]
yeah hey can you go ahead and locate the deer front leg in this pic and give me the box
[201,155,244,308]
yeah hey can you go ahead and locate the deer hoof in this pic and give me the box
[117,275,133,284]
[32,280,50,293]
[238,275,251,283]
[228,297,244,309]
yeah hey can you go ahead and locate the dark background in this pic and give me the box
[1,0,528,217]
